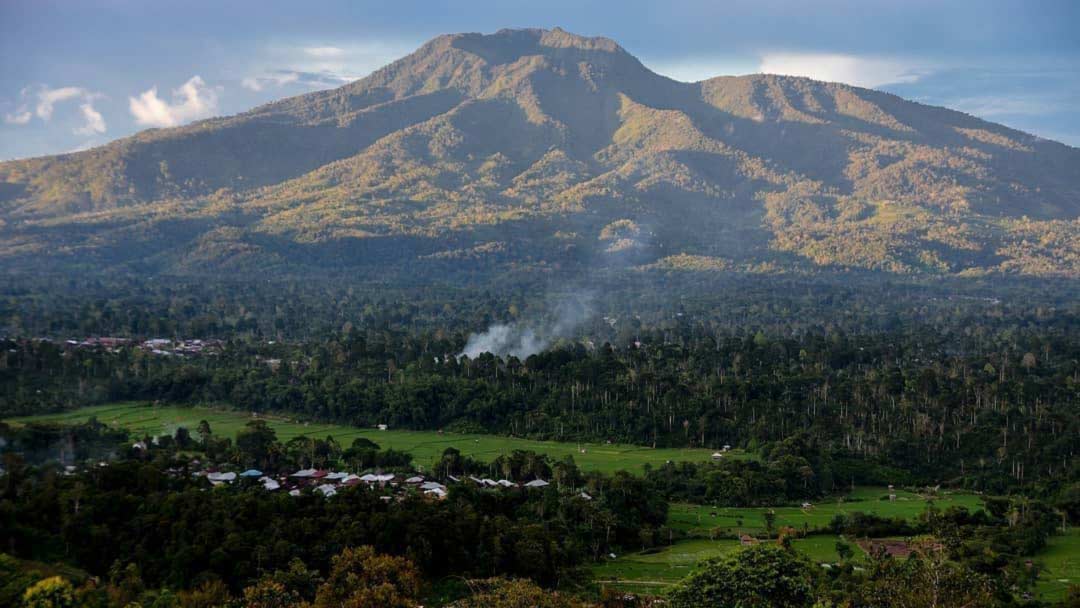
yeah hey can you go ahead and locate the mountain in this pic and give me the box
[1,27,1078,278]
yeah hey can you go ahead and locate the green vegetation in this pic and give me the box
[667,544,818,608]
[5,402,728,474]
[592,539,742,594]
[1035,529,1080,602]
[596,487,984,593]
[667,489,984,537]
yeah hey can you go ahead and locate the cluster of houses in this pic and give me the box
[62,336,131,351]
[195,466,558,501]
[139,338,223,357]
[49,336,223,357]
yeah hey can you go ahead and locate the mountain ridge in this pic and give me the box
[1,27,1077,278]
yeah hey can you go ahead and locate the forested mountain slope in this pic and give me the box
[1,28,1077,278]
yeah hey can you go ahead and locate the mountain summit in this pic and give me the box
[1,28,1077,277]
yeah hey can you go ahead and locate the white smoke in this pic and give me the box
[460,292,594,359]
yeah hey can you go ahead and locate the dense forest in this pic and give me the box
[1,272,1078,606]
[3,275,1077,496]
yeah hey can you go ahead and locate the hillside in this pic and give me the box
[1,27,1078,278]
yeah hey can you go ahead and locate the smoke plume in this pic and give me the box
[460,292,594,359]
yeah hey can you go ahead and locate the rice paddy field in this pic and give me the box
[3,402,740,474]
[595,488,987,594]
[591,535,858,595]
[1034,528,1080,602]
[667,486,986,537]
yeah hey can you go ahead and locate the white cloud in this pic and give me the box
[758,53,923,88]
[241,71,301,92]
[947,96,1062,117]
[245,40,415,94]
[74,102,106,135]
[4,85,106,135]
[35,86,86,120]
[67,139,102,153]
[129,76,219,128]
[4,109,32,125]
[646,57,760,83]
[241,77,264,92]
[304,46,345,59]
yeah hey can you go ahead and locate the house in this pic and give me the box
[290,469,317,478]
[740,535,758,546]
[578,491,593,501]
[259,477,280,491]
[239,469,263,478]
[207,471,237,483]
[723,445,732,451]
[497,479,516,488]
[325,471,349,481]
[377,424,388,431]
[524,479,550,488]
[424,487,448,499]
[711,452,724,460]
[405,476,425,484]
[420,481,446,492]
[315,484,337,497]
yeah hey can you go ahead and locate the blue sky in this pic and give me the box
[2,0,1078,160]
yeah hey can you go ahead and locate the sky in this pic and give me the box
[2,0,1079,160]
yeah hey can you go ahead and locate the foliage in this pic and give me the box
[851,541,997,608]
[450,578,590,607]
[668,544,818,608]
[312,546,421,608]
[22,576,76,608]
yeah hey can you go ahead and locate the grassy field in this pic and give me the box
[668,486,985,537]
[4,402,739,474]
[592,535,857,594]
[1034,529,1080,602]
[595,488,985,594]
[592,538,742,594]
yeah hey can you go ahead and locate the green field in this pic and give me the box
[4,402,739,474]
[1034,529,1080,602]
[592,538,743,594]
[668,486,985,537]
[596,487,985,594]
[592,535,859,594]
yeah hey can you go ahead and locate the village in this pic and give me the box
[197,464,556,500]
[16,336,227,357]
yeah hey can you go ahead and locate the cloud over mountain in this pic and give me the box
[129,76,219,127]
